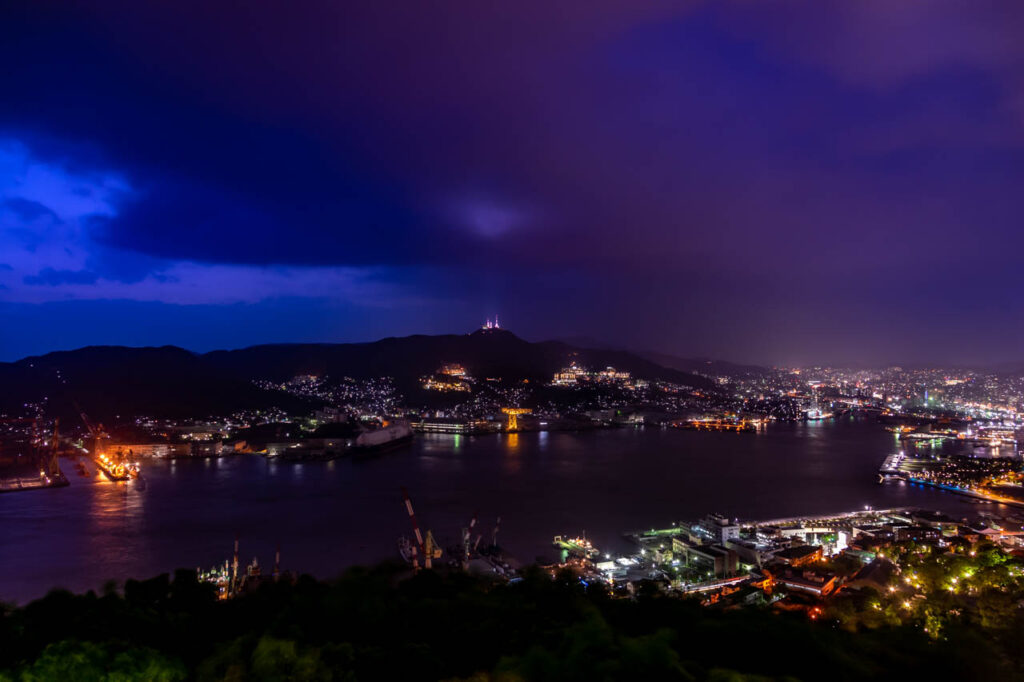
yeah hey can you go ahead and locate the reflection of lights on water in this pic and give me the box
[539,430,548,451]
[502,433,522,474]
[453,434,462,450]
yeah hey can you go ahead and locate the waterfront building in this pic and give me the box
[409,418,499,434]
[671,536,739,577]
[98,441,191,458]
[699,514,741,545]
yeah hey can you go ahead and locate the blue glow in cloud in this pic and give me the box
[0,138,414,306]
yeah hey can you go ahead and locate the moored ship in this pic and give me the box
[353,421,413,455]
[93,452,139,481]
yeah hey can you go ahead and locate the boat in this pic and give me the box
[679,418,756,433]
[878,452,906,482]
[353,421,413,455]
[553,534,600,560]
[93,452,140,481]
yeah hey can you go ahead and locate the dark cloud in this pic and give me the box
[1,2,1023,363]
[2,197,59,223]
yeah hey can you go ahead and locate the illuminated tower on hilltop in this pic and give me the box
[482,315,501,330]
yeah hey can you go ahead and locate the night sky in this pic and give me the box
[2,3,1023,366]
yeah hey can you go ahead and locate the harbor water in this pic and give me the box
[0,417,985,603]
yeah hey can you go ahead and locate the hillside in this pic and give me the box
[0,346,314,422]
[0,565,1013,681]
[638,351,769,378]
[556,337,768,378]
[208,328,714,390]
[0,330,714,421]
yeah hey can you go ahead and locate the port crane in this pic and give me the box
[75,403,136,481]
[461,511,479,569]
[491,516,501,551]
[75,402,107,454]
[501,407,531,432]
[401,487,442,570]
[46,418,61,478]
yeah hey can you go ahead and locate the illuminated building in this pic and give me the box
[409,418,499,434]
[552,362,589,386]
[671,537,739,577]
[551,363,633,386]
[422,376,471,392]
[440,363,467,377]
[422,363,472,391]
[771,545,823,567]
[596,366,631,382]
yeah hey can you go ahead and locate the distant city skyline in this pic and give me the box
[3,4,1024,366]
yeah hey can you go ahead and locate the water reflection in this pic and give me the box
[87,475,149,579]
[502,433,522,474]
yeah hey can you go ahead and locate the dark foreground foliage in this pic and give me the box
[0,564,1019,681]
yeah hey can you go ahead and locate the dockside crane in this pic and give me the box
[46,418,61,479]
[491,516,502,551]
[74,402,107,456]
[461,511,479,569]
[401,487,442,570]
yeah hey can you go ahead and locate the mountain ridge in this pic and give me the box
[0,330,714,421]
